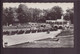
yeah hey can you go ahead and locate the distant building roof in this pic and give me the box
[46,20,56,22]
[56,19,66,22]
[46,19,66,22]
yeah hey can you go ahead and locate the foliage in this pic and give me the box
[64,8,74,24]
[46,6,63,20]
[2,4,74,26]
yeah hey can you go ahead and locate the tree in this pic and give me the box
[3,7,15,26]
[3,5,65,25]
[2,8,8,25]
[46,6,63,20]
[17,4,29,23]
[12,9,19,23]
[37,9,47,23]
[32,8,42,22]
[6,7,14,25]
[64,8,74,24]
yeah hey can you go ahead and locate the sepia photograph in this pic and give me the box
[2,2,74,48]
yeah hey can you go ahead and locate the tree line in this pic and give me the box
[2,4,74,26]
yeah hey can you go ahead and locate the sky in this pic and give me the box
[3,2,74,13]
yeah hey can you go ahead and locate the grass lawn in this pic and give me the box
[56,29,73,37]
[6,29,74,48]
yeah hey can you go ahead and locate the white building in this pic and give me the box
[46,16,71,29]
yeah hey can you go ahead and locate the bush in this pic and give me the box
[17,30,24,34]
[58,26,63,29]
[25,30,31,34]
[11,31,16,35]
[31,30,36,33]
[37,29,42,32]
[42,29,47,32]
[3,31,10,35]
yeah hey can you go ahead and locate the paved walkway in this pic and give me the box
[3,30,62,47]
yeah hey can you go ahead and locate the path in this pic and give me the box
[3,30,62,47]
